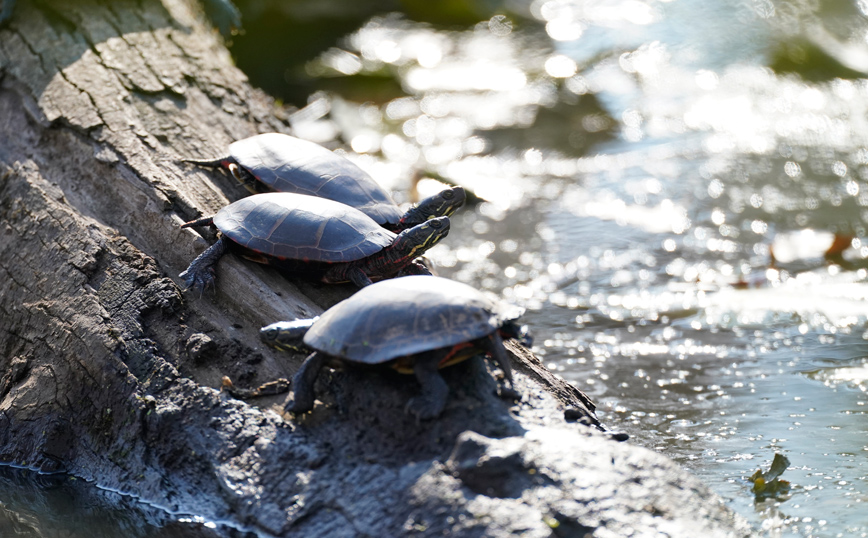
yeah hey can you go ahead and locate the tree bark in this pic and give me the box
[0,1,751,536]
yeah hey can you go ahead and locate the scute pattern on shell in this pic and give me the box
[230,133,403,226]
[213,193,395,263]
[303,276,524,363]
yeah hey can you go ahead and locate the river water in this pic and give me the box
[287,1,868,536]
[5,0,868,536]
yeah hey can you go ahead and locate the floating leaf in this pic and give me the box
[765,453,790,482]
[748,454,791,501]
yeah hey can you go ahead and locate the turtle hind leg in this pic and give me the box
[284,352,327,415]
[477,332,521,402]
[405,349,450,420]
[179,237,227,292]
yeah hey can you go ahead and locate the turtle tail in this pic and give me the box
[181,216,215,229]
[260,318,319,352]
[181,156,232,168]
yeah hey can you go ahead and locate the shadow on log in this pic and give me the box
[0,0,753,536]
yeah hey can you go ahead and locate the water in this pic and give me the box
[284,1,868,536]
[0,464,233,537]
[8,0,868,536]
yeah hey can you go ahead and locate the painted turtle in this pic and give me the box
[179,193,449,291]
[183,133,465,231]
[259,275,529,420]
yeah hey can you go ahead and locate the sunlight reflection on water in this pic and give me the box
[304,2,868,536]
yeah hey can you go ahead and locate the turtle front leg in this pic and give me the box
[180,237,227,293]
[399,259,433,276]
[405,349,450,420]
[345,266,374,287]
[284,352,327,415]
[477,332,521,402]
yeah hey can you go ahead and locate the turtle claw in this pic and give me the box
[180,266,217,295]
[180,238,225,294]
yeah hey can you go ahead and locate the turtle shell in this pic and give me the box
[229,133,403,227]
[213,193,395,263]
[303,275,524,364]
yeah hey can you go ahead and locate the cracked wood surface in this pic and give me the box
[0,1,751,536]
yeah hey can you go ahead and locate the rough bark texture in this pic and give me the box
[0,1,753,536]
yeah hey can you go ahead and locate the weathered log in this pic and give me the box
[0,1,752,536]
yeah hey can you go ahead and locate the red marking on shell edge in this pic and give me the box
[440,342,475,365]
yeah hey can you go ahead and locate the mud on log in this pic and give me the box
[0,1,751,536]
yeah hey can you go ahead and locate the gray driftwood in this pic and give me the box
[0,1,753,536]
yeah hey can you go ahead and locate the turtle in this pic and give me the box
[259,275,530,420]
[183,133,465,231]
[179,192,449,291]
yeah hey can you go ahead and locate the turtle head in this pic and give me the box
[227,162,263,194]
[260,318,318,353]
[499,321,533,347]
[390,216,450,260]
[398,187,466,229]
